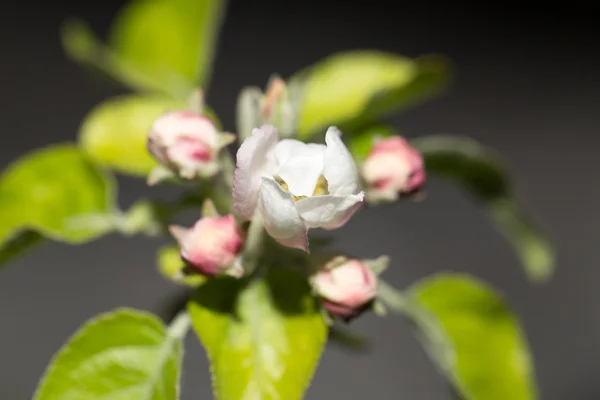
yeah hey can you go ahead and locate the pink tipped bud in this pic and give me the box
[169,215,244,277]
[262,78,287,120]
[313,258,377,320]
[362,136,425,202]
[148,111,220,179]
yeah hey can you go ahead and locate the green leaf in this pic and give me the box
[404,274,538,400]
[0,145,115,266]
[412,135,555,282]
[110,0,227,93]
[188,267,327,400]
[61,19,186,99]
[290,51,451,139]
[78,94,221,177]
[62,0,227,98]
[34,308,187,400]
[158,245,206,287]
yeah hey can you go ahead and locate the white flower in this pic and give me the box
[232,125,365,252]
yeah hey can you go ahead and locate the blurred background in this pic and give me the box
[1,0,599,399]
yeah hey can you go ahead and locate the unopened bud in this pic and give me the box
[262,78,286,120]
[148,111,235,180]
[313,257,377,320]
[169,215,244,277]
[260,77,296,138]
[362,136,425,202]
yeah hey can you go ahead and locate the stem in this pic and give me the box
[206,151,235,215]
[209,178,233,215]
[377,280,408,313]
[242,213,266,275]
[168,310,191,339]
[377,280,439,336]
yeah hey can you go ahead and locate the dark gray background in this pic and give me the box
[1,1,598,399]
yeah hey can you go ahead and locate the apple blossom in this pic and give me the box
[362,136,425,202]
[312,257,378,320]
[147,110,235,182]
[169,215,244,277]
[232,125,365,252]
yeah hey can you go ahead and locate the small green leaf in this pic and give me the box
[291,51,450,139]
[34,308,186,400]
[158,245,206,287]
[110,0,227,93]
[0,145,115,266]
[412,135,555,282]
[405,274,538,400]
[363,255,390,276]
[78,94,221,177]
[117,200,164,236]
[188,267,327,400]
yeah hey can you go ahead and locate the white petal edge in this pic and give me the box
[258,177,309,252]
[295,192,365,230]
[233,125,279,220]
[323,127,361,196]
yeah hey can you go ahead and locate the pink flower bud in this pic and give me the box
[362,136,425,201]
[262,78,287,120]
[313,258,377,320]
[148,111,220,179]
[169,215,244,277]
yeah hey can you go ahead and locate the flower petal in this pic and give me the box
[295,192,365,230]
[274,139,305,164]
[323,127,361,196]
[274,141,326,197]
[233,125,279,220]
[259,177,309,252]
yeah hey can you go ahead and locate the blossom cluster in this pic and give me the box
[146,90,424,320]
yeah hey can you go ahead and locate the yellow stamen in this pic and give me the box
[275,175,329,202]
[312,175,329,196]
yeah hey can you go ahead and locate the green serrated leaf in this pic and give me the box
[412,134,555,282]
[0,145,115,267]
[158,245,206,287]
[33,308,186,400]
[290,51,451,139]
[78,94,221,177]
[110,0,227,94]
[188,267,327,400]
[404,274,538,400]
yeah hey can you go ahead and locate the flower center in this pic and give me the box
[275,175,329,201]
